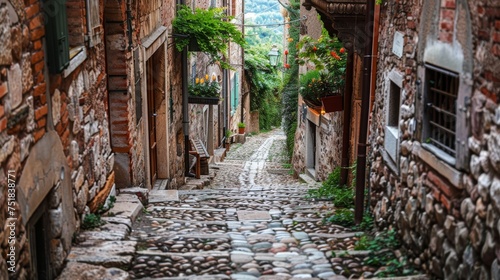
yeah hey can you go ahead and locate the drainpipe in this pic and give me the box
[241,0,245,124]
[340,51,354,185]
[181,0,190,176]
[354,0,375,224]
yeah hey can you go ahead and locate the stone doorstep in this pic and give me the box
[137,250,230,258]
[108,199,143,222]
[114,193,142,204]
[66,240,137,267]
[101,216,133,230]
[149,189,180,203]
[299,173,321,187]
[77,223,129,241]
[120,187,150,199]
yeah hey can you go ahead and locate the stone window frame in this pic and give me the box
[414,0,473,189]
[382,69,404,174]
[415,43,471,188]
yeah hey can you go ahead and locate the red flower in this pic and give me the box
[312,46,317,52]
[284,64,291,69]
[284,50,289,55]
[340,47,346,53]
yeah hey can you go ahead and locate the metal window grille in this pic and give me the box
[425,64,459,157]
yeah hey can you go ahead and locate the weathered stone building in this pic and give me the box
[0,0,114,278]
[0,0,185,278]
[294,0,365,182]
[187,0,246,154]
[368,0,500,278]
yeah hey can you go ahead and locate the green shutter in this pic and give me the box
[231,72,239,114]
[44,0,70,73]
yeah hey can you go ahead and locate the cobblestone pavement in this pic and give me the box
[128,129,369,280]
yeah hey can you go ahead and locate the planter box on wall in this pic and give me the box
[188,96,220,105]
[321,95,343,112]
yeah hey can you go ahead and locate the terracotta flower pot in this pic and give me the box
[321,95,343,112]
[238,127,245,134]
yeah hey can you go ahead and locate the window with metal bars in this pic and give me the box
[424,64,459,158]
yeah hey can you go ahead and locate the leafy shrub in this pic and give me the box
[81,213,104,230]
[352,229,417,277]
[325,208,355,227]
[306,166,354,208]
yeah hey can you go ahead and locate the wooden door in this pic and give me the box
[147,59,157,184]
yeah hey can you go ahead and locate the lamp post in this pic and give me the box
[267,45,280,67]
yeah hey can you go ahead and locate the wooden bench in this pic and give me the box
[189,139,210,179]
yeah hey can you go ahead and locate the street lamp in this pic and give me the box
[267,45,280,67]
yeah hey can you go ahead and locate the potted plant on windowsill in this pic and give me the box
[238,122,246,134]
[297,32,347,113]
[188,74,221,104]
[172,5,246,70]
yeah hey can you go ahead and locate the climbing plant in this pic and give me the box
[281,0,301,159]
[244,47,282,131]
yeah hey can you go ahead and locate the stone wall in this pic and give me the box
[0,0,113,278]
[292,3,345,181]
[369,0,500,278]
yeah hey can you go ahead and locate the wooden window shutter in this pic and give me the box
[44,0,70,73]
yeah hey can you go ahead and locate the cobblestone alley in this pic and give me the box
[58,130,426,280]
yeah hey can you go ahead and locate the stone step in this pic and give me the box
[137,274,231,280]
[152,206,226,212]
[299,173,321,187]
[137,250,230,258]
[57,262,129,280]
[151,218,228,226]
[108,196,143,223]
[149,190,179,203]
[308,232,364,239]
[66,240,137,267]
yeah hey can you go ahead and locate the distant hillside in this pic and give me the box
[245,0,284,47]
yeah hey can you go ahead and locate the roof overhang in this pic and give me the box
[303,0,367,53]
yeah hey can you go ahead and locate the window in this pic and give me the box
[43,0,98,74]
[383,70,403,170]
[210,0,216,8]
[231,72,239,115]
[43,0,70,73]
[385,81,401,163]
[423,64,459,159]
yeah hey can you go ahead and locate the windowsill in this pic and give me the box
[413,142,463,188]
[381,149,399,176]
[63,46,87,78]
[384,125,399,162]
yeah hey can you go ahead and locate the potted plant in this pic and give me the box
[172,5,246,70]
[188,74,221,104]
[297,32,347,113]
[225,129,231,151]
[238,122,246,134]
